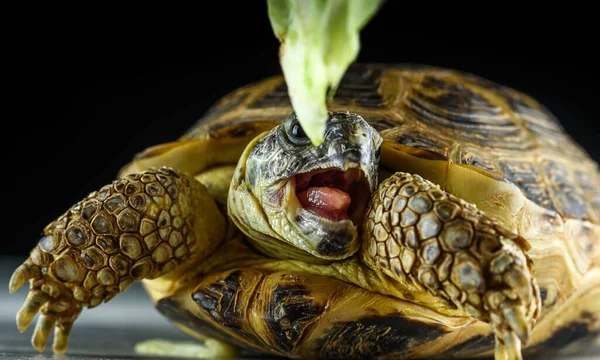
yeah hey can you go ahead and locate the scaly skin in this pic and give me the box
[9,167,225,353]
[362,172,542,360]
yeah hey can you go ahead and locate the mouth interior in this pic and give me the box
[295,168,371,225]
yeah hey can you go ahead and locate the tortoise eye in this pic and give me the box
[286,117,311,145]
[290,120,307,139]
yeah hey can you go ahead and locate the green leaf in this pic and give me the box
[134,338,238,358]
[268,0,383,146]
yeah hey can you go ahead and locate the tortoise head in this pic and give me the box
[228,112,382,261]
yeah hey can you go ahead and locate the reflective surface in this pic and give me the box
[1,256,193,359]
[0,256,597,359]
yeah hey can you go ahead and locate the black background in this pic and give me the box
[5,2,599,256]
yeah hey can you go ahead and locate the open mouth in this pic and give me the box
[294,167,372,226]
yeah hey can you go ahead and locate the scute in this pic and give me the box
[248,82,290,109]
[315,314,448,358]
[405,73,528,149]
[498,158,557,213]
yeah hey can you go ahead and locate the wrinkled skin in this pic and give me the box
[228,112,381,261]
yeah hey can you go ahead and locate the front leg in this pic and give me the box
[362,172,541,360]
[9,167,226,353]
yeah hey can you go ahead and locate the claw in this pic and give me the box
[32,314,56,352]
[503,332,522,360]
[504,267,533,306]
[53,322,73,354]
[494,339,505,360]
[9,263,41,294]
[16,290,49,332]
[495,331,522,360]
[503,305,528,341]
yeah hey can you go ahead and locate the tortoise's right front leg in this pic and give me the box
[362,172,542,360]
[9,166,226,353]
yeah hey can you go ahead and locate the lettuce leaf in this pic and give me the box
[268,0,383,146]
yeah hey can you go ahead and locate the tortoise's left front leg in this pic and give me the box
[362,172,542,360]
[9,167,226,353]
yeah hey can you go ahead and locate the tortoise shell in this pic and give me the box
[183,63,600,225]
[176,64,600,328]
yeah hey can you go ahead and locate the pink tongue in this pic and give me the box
[297,187,351,221]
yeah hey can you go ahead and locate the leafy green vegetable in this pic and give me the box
[268,0,383,146]
[134,338,238,358]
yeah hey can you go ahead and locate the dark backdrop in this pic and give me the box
[5,2,599,256]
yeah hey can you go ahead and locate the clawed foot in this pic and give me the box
[10,256,83,353]
[363,172,542,360]
[484,238,541,360]
[9,167,211,354]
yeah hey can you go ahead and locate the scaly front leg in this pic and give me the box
[9,167,226,353]
[362,172,541,360]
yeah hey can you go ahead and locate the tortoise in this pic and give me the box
[9,63,600,360]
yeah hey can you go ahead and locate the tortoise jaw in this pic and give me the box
[293,165,371,227]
